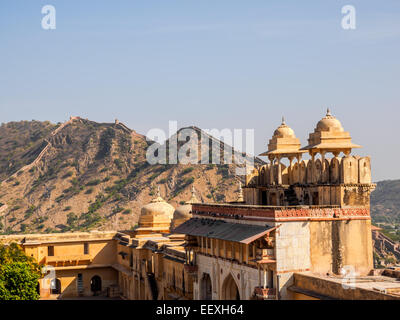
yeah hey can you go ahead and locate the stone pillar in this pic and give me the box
[277,156,282,185]
[269,156,275,185]
[288,157,293,185]
[321,150,326,183]
[311,152,315,184]
[296,155,302,184]
[263,266,267,289]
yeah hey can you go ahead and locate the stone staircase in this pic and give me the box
[284,186,299,205]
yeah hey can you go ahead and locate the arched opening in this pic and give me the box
[304,193,310,205]
[201,273,212,300]
[221,273,240,300]
[260,190,267,205]
[51,278,61,295]
[312,192,319,205]
[279,193,284,206]
[269,193,277,206]
[91,275,102,295]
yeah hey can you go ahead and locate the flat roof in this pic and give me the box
[295,272,400,298]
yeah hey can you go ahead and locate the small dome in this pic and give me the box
[138,188,174,229]
[316,109,344,132]
[173,205,192,219]
[140,201,175,219]
[170,204,192,230]
[170,185,197,230]
[273,117,295,138]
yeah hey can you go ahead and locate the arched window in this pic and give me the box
[90,275,102,295]
[51,278,61,294]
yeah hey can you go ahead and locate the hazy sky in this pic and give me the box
[1,1,399,181]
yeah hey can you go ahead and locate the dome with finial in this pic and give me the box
[170,185,198,231]
[301,108,361,154]
[273,117,296,138]
[316,108,344,132]
[137,186,175,234]
[259,117,305,158]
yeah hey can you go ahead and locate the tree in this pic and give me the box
[0,243,41,300]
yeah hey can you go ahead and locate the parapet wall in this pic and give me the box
[191,203,370,222]
[248,156,371,186]
[291,273,400,300]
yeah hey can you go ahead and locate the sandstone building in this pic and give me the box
[1,110,400,300]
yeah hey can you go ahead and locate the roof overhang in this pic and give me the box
[172,218,277,244]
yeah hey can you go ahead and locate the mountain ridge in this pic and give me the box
[0,117,262,234]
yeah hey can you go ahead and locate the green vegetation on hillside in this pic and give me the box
[371,179,400,224]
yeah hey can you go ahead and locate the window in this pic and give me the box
[77,273,83,294]
[48,246,54,256]
[84,243,89,255]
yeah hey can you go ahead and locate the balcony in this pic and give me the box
[255,249,276,264]
[256,249,274,259]
[254,287,276,300]
[44,254,93,266]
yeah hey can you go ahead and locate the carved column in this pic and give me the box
[296,155,302,184]
[277,155,282,185]
[321,150,326,183]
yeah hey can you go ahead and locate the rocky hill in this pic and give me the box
[0,120,57,181]
[0,118,263,234]
[373,229,400,267]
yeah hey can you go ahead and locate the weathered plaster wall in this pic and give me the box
[309,219,373,276]
[275,221,311,299]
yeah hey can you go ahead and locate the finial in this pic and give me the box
[281,116,286,125]
[326,108,332,116]
[237,180,244,202]
[156,186,161,198]
[186,184,199,204]
[150,185,165,203]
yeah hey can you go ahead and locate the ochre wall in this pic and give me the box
[25,239,117,266]
[309,219,373,275]
[55,267,118,298]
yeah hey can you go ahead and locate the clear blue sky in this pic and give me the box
[0,1,399,181]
